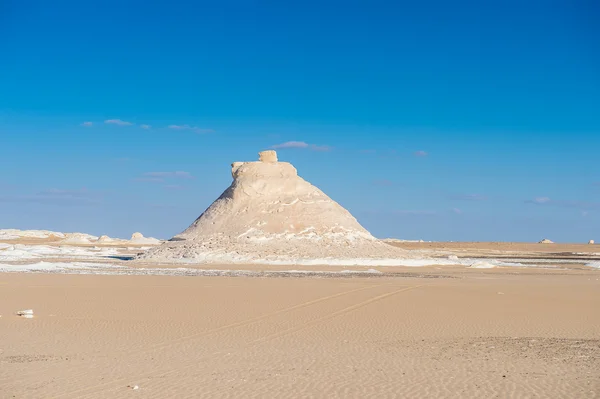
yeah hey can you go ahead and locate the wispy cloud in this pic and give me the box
[0,188,102,206]
[271,141,332,151]
[414,150,428,157]
[451,207,463,214]
[140,124,151,129]
[168,125,213,134]
[81,121,93,127]
[451,194,488,201]
[105,119,133,126]
[530,197,551,204]
[525,197,600,210]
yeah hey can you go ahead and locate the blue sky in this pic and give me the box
[1,0,599,242]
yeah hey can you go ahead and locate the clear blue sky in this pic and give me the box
[1,0,599,242]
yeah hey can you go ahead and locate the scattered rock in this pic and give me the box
[16,309,34,318]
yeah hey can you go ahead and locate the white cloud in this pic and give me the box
[414,150,428,157]
[273,141,309,149]
[81,121,93,127]
[105,119,133,126]
[140,124,151,129]
[168,125,213,134]
[271,141,332,151]
[532,197,551,204]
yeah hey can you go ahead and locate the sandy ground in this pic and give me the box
[1,270,599,398]
[388,241,600,257]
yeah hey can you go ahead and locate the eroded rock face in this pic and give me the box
[176,151,372,241]
[589,240,595,245]
[539,239,554,244]
[140,151,411,264]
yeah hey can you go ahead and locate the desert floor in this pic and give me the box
[1,267,599,398]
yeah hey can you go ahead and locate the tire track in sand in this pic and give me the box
[5,281,393,389]
[69,284,428,399]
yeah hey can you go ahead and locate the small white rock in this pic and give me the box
[132,385,139,390]
[16,309,34,317]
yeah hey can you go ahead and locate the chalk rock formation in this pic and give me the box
[130,232,161,245]
[140,150,413,264]
[60,233,98,244]
[539,238,554,244]
[589,240,595,245]
[0,229,65,240]
[97,235,114,243]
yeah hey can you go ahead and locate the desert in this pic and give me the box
[1,151,599,398]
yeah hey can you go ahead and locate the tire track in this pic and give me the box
[70,283,428,399]
[4,281,392,389]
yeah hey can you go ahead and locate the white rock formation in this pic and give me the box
[589,240,595,245]
[140,150,413,264]
[130,232,161,245]
[0,229,65,240]
[97,235,114,243]
[60,233,98,244]
[539,238,554,244]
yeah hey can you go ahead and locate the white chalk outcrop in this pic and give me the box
[539,238,554,244]
[0,229,66,240]
[130,232,161,245]
[60,233,98,244]
[589,240,595,245]
[97,235,114,243]
[140,150,413,265]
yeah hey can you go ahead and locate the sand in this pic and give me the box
[1,269,599,398]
